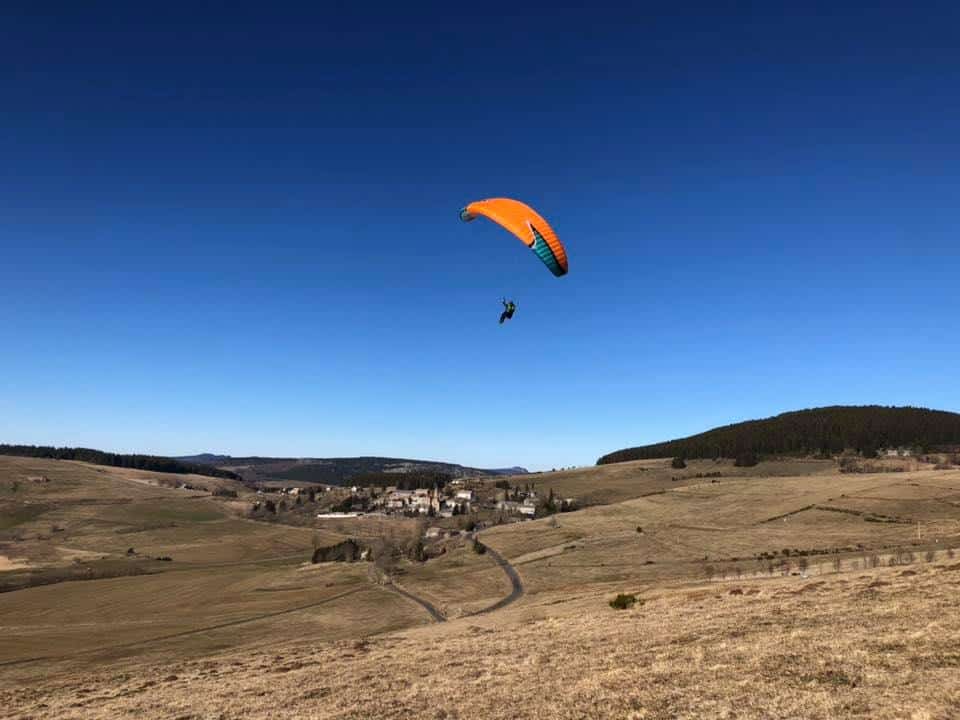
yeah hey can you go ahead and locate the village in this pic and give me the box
[252,474,575,528]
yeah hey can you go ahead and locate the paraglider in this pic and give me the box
[459,198,568,278]
[460,197,567,326]
[499,298,517,325]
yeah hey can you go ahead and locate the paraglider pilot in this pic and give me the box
[499,299,517,324]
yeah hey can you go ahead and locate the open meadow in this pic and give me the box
[2,455,960,718]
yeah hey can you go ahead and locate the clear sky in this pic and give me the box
[2,2,959,470]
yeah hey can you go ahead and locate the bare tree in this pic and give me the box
[925,549,936,563]
[832,556,842,573]
[703,564,715,582]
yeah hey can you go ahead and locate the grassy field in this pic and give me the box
[3,558,959,719]
[480,464,960,596]
[0,456,379,673]
[496,457,837,507]
[3,455,960,718]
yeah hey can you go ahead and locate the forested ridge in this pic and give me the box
[0,444,240,480]
[597,406,960,465]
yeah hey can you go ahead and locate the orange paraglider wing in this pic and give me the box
[459,198,568,277]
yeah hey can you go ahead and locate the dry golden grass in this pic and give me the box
[4,456,960,719]
[480,465,960,596]
[501,457,836,507]
[4,561,960,719]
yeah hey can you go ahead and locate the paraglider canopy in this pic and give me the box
[460,198,568,277]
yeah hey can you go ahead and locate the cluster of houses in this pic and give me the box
[313,480,480,519]
[379,485,476,517]
[251,476,575,523]
[495,491,539,517]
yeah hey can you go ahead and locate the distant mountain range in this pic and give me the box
[598,405,960,465]
[176,454,528,486]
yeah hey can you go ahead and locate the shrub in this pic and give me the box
[671,457,687,470]
[213,487,238,498]
[471,540,487,555]
[925,549,936,563]
[609,593,638,610]
[734,452,758,467]
[494,479,511,490]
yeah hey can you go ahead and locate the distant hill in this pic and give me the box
[597,405,960,465]
[176,454,529,486]
[0,444,241,480]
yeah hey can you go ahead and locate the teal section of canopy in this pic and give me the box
[530,227,565,277]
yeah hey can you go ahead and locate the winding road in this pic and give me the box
[384,581,447,622]
[470,541,524,615]
[380,535,525,623]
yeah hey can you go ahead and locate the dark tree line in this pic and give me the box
[596,406,960,465]
[350,470,452,490]
[0,444,240,480]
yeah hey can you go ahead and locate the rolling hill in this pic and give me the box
[176,454,529,486]
[0,444,240,480]
[3,454,960,719]
[597,405,960,465]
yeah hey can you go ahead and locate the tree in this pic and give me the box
[798,556,809,574]
[734,451,758,467]
[703,564,715,581]
[671,457,687,469]
[832,556,842,573]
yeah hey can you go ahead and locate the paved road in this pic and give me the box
[384,581,446,623]
[470,537,524,615]
[380,535,525,623]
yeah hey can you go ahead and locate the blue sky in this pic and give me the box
[2,2,958,469]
